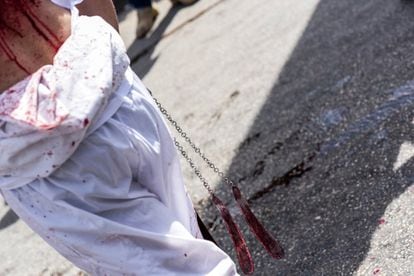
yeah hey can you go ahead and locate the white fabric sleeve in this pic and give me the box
[50,0,84,9]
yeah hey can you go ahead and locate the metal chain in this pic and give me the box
[152,96,235,192]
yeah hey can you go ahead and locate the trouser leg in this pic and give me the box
[129,0,152,9]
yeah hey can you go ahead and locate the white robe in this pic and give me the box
[0,1,238,275]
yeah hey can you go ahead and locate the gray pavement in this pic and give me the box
[1,0,413,275]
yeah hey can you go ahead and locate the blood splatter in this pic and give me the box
[21,3,61,51]
[373,268,380,275]
[83,118,89,127]
[378,218,385,225]
[0,29,30,73]
[0,0,61,73]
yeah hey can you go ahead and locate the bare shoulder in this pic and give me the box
[0,0,119,92]
[76,0,119,31]
[0,0,72,92]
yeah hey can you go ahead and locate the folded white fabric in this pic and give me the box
[0,15,129,190]
[51,0,83,9]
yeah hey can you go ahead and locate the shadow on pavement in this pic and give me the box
[114,0,183,78]
[197,0,414,274]
[127,0,212,78]
[128,5,181,78]
[0,208,19,230]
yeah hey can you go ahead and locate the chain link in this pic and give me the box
[152,96,235,192]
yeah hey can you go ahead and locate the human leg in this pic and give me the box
[128,0,158,38]
[171,0,197,5]
[129,0,152,9]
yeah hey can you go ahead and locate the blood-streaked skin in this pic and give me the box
[0,0,72,92]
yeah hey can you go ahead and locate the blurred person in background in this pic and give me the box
[129,0,197,38]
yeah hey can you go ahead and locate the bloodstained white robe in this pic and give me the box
[0,1,238,275]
